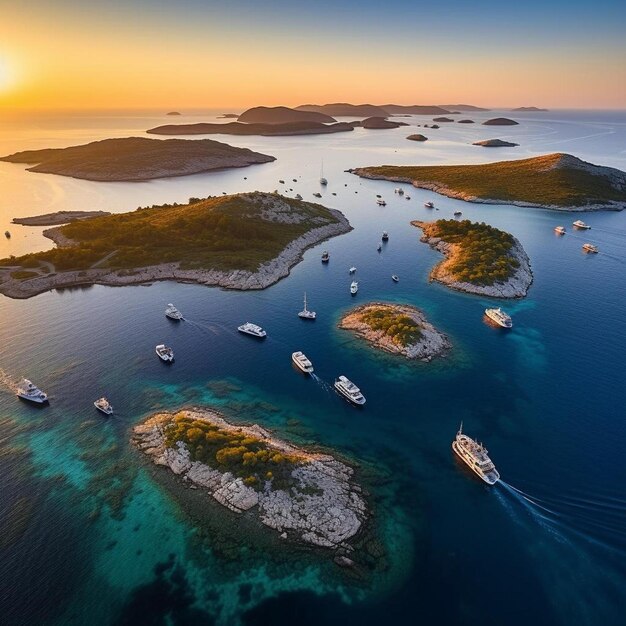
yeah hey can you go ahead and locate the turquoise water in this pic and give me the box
[0,109,625,625]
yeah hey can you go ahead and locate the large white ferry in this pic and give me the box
[16,379,48,403]
[238,322,267,338]
[485,307,513,328]
[452,423,500,485]
[334,375,366,405]
[292,351,314,374]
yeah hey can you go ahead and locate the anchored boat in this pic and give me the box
[165,303,183,320]
[298,293,316,319]
[292,351,314,374]
[155,344,174,362]
[238,322,267,338]
[485,307,512,328]
[94,397,113,415]
[16,378,48,404]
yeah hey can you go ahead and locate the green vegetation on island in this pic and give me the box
[354,153,626,210]
[359,306,422,347]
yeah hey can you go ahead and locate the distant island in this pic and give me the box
[353,117,408,129]
[217,113,239,118]
[457,119,475,124]
[147,121,354,136]
[296,103,452,116]
[473,139,519,148]
[382,104,451,115]
[166,111,181,116]
[433,117,454,122]
[12,211,111,226]
[238,105,336,124]
[439,104,490,111]
[483,118,518,126]
[0,137,275,182]
[350,153,626,211]
[132,408,367,550]
[407,134,428,142]
[0,192,351,299]
[339,302,451,361]
[412,219,533,298]
[512,107,548,112]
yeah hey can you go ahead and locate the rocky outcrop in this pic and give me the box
[147,121,354,136]
[354,117,408,129]
[382,104,451,115]
[166,111,181,116]
[412,221,533,298]
[457,119,475,124]
[439,104,489,111]
[473,139,519,147]
[132,409,367,549]
[483,118,519,126]
[433,117,454,122]
[339,303,451,361]
[12,211,111,226]
[406,134,428,142]
[0,137,275,182]
[238,106,336,124]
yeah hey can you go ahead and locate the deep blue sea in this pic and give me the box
[0,109,625,626]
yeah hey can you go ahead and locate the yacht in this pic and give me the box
[377,244,382,252]
[376,199,387,206]
[292,351,314,374]
[452,423,500,485]
[485,307,513,328]
[334,376,366,406]
[573,220,590,229]
[350,281,358,295]
[321,250,330,263]
[94,397,113,415]
[554,226,566,235]
[454,211,462,216]
[349,266,357,274]
[155,344,174,362]
[295,193,303,200]
[582,243,598,253]
[164,303,183,320]
[238,322,267,338]
[424,201,434,208]
[394,187,404,195]
[298,293,316,319]
[279,179,285,184]
[4,230,10,238]
[391,275,399,282]
[16,379,48,404]
[313,192,322,198]
[382,231,389,241]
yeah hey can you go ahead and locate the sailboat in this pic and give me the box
[298,292,316,319]
[320,160,328,186]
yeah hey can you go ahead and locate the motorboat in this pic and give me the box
[424,201,434,208]
[334,375,366,406]
[165,303,183,320]
[94,397,113,415]
[16,378,48,404]
[391,275,399,282]
[298,293,316,319]
[155,344,174,361]
[238,322,267,338]
[454,211,462,216]
[321,250,330,263]
[452,423,500,485]
[382,231,389,241]
[377,244,382,252]
[554,226,566,235]
[376,199,386,206]
[582,243,598,253]
[292,351,314,374]
[349,266,357,274]
[573,220,590,229]
[350,281,358,295]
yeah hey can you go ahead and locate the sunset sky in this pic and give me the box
[1,0,625,110]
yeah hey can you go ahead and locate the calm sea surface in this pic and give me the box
[0,109,625,626]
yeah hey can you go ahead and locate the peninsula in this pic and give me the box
[0,137,275,182]
[12,211,111,226]
[339,302,451,361]
[351,153,626,211]
[412,219,533,298]
[132,408,367,549]
[147,121,354,136]
[0,192,351,299]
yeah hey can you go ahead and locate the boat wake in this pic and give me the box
[311,373,334,394]
[0,368,18,393]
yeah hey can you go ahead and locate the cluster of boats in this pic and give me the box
[554,221,599,252]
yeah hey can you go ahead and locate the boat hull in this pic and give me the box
[17,393,48,404]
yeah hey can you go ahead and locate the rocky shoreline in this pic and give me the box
[412,221,533,298]
[0,207,352,299]
[131,409,367,551]
[339,302,451,361]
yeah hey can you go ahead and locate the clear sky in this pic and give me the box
[0,0,625,110]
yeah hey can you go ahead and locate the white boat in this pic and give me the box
[382,231,389,241]
[295,193,303,200]
[165,303,183,320]
[454,211,462,216]
[16,378,48,404]
[334,375,366,406]
[573,220,591,229]
[313,192,322,198]
[298,293,316,319]
[424,201,434,208]
[485,307,513,328]
[349,266,357,274]
[394,187,404,195]
[554,226,566,235]
[292,351,314,374]
[155,344,174,361]
[452,423,500,485]
[321,250,329,263]
[94,397,113,415]
[238,322,267,338]
[391,275,399,282]
[377,244,382,252]
[376,199,386,206]
[350,281,358,295]
[320,161,328,186]
[582,243,598,253]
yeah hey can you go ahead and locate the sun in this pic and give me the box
[0,57,14,91]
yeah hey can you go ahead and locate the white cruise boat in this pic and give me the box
[554,226,566,235]
[376,199,386,206]
[349,266,357,274]
[165,303,183,320]
[424,201,434,208]
[452,423,500,485]
[292,351,314,374]
[350,281,358,295]
[298,293,316,319]
[334,376,366,405]
[582,243,598,253]
[155,344,174,361]
[94,397,113,415]
[238,322,267,338]
[573,220,591,229]
[16,378,48,404]
[321,250,329,263]
[485,307,513,328]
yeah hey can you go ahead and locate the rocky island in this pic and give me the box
[12,210,111,226]
[0,137,275,182]
[407,134,428,142]
[238,105,336,124]
[350,153,626,211]
[339,302,451,360]
[412,219,533,298]
[353,117,408,129]
[147,121,354,136]
[433,117,454,122]
[512,107,548,112]
[166,111,181,116]
[483,117,518,125]
[132,408,367,549]
[473,139,519,147]
[0,192,351,299]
